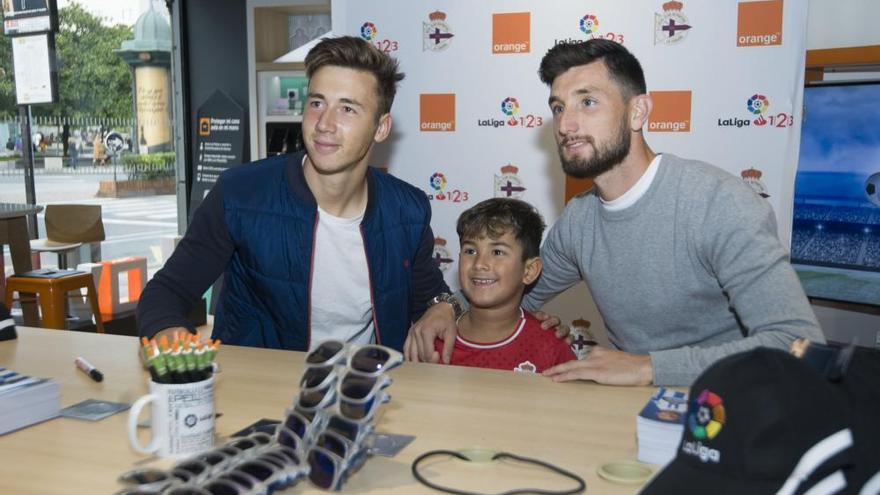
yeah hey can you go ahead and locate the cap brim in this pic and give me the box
[640,457,782,495]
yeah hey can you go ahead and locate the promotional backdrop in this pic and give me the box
[332,0,808,321]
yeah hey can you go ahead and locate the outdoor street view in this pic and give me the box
[1,0,177,322]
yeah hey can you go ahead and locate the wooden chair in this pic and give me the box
[30,204,105,269]
[4,272,104,332]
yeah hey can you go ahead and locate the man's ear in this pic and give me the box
[522,256,543,285]
[629,93,653,132]
[374,113,392,143]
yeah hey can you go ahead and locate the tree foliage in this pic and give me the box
[0,2,134,119]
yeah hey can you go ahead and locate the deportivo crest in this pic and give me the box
[741,167,770,198]
[654,1,692,45]
[423,11,454,51]
[494,164,526,198]
[514,361,537,373]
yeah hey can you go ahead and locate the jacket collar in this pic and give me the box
[285,150,379,221]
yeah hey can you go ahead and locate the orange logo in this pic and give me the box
[564,177,595,204]
[737,0,782,47]
[648,91,691,133]
[492,12,530,54]
[198,117,211,136]
[420,94,456,132]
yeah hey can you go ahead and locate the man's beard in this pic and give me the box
[558,118,631,179]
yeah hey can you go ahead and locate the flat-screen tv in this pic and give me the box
[791,81,880,307]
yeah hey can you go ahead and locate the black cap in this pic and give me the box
[641,348,854,495]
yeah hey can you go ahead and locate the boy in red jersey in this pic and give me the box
[434,198,576,372]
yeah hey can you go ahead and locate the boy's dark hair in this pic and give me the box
[538,39,646,100]
[305,36,405,117]
[457,198,545,260]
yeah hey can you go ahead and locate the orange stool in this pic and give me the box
[84,256,146,318]
[4,272,105,332]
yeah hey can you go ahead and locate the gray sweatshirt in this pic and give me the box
[524,153,823,385]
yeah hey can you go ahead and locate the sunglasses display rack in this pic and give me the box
[116,340,403,494]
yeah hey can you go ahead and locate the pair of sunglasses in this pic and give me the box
[306,341,403,375]
[307,431,371,491]
[338,371,392,420]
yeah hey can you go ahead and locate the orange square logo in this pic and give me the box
[492,12,530,54]
[564,177,595,204]
[648,91,692,133]
[420,94,456,132]
[737,0,783,47]
[198,117,211,136]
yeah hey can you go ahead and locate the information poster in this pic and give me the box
[11,33,55,104]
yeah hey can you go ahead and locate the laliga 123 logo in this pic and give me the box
[428,172,470,203]
[747,94,792,127]
[717,93,792,129]
[432,237,453,271]
[494,164,527,198]
[554,13,625,46]
[478,97,544,129]
[360,21,399,54]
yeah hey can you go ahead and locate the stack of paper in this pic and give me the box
[636,387,688,465]
[0,368,59,435]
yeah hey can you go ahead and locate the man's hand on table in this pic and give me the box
[543,347,653,386]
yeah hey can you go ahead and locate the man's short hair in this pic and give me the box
[538,39,646,99]
[457,198,545,260]
[305,36,405,116]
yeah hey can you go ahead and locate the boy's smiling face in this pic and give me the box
[459,231,542,311]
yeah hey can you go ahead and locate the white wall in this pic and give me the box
[807,0,880,49]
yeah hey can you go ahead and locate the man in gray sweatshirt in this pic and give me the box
[406,39,823,386]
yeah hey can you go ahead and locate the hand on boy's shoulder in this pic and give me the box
[532,311,571,341]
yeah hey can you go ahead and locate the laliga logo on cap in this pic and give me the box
[681,389,724,464]
[688,389,725,440]
[579,14,599,34]
[360,22,378,41]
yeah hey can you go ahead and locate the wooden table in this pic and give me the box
[0,203,42,324]
[0,328,658,494]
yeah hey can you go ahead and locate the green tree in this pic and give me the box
[0,3,134,149]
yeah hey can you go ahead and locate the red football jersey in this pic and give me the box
[434,309,576,372]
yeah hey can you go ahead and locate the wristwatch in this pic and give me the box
[428,292,466,320]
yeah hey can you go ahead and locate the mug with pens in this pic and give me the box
[126,332,222,460]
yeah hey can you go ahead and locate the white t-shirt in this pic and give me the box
[308,205,375,350]
[601,154,663,211]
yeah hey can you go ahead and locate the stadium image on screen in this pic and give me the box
[791,82,880,307]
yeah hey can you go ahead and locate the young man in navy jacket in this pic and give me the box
[137,36,451,351]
